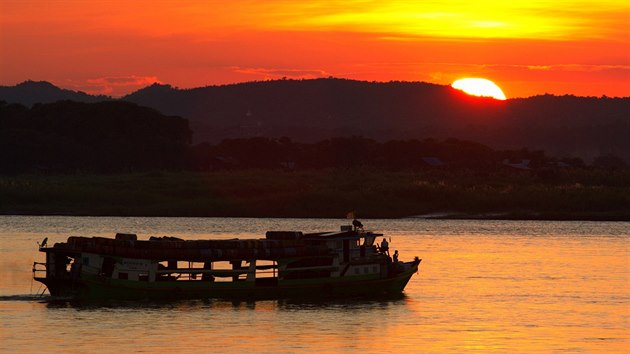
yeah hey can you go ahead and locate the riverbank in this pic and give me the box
[1,169,628,220]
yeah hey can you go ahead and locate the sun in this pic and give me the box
[451,78,507,100]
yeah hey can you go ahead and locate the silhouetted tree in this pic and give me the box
[0,100,191,173]
[593,154,627,170]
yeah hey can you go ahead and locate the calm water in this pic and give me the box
[0,216,628,353]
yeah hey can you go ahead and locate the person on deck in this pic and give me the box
[380,238,389,256]
[352,219,363,231]
[393,250,399,263]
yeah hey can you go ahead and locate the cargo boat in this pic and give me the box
[33,224,421,300]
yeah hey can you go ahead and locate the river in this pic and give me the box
[0,216,628,352]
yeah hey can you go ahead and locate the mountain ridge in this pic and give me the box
[2,78,628,162]
[0,80,111,106]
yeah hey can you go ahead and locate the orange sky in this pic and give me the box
[1,0,628,98]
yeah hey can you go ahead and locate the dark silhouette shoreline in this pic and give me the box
[1,170,628,221]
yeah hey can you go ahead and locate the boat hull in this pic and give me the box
[36,261,420,301]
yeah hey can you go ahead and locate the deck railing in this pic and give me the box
[32,262,47,276]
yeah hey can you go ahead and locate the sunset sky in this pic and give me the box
[1,0,628,98]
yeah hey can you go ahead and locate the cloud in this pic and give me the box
[522,64,630,72]
[69,75,162,96]
[231,67,330,80]
[526,65,553,71]
[418,62,630,81]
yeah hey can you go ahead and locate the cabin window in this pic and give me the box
[139,273,149,281]
[118,272,128,280]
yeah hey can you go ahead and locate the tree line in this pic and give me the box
[0,100,191,173]
[1,100,625,173]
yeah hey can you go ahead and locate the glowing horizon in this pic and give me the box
[0,1,628,97]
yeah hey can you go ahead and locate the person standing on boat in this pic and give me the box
[393,250,399,263]
[352,219,363,231]
[380,238,389,256]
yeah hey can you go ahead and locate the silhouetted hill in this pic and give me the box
[0,80,110,106]
[122,79,629,162]
[2,79,628,162]
[123,79,508,143]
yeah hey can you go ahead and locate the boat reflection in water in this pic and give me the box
[33,223,421,300]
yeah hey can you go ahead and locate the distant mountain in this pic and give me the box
[123,79,510,143]
[122,79,630,162]
[2,78,628,162]
[0,80,110,106]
